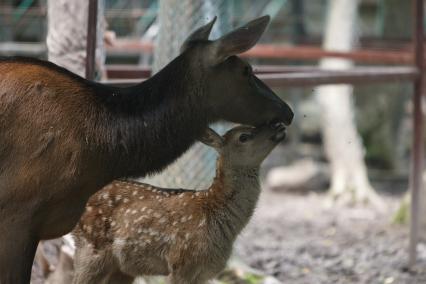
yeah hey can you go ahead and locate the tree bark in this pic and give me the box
[46,0,105,78]
[153,0,230,73]
[316,0,383,209]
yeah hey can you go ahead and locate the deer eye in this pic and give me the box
[239,133,252,143]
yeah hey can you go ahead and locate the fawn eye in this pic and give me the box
[239,133,252,143]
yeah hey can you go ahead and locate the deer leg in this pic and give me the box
[0,227,37,284]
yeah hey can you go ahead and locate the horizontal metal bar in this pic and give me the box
[106,65,152,78]
[258,67,418,87]
[103,79,145,86]
[105,65,417,79]
[0,42,46,56]
[254,65,323,74]
[103,66,418,88]
[105,65,306,75]
[106,40,153,55]
[105,40,415,64]
[0,41,418,66]
[241,44,414,64]
[105,65,322,79]
[0,6,149,18]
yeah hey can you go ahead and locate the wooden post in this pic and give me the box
[85,0,98,80]
[409,0,424,268]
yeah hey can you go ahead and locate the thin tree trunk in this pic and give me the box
[316,0,383,209]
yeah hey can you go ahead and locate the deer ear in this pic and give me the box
[180,16,217,53]
[199,128,223,150]
[208,15,270,64]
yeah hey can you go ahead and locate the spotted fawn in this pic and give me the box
[72,124,286,284]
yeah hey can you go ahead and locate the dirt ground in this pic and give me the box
[235,189,426,284]
[32,187,426,284]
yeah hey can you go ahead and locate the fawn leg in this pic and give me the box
[45,246,75,284]
[169,271,210,284]
[106,270,134,284]
[0,226,37,284]
[73,245,112,284]
[34,242,52,277]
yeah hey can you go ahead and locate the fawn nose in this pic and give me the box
[271,121,286,131]
[270,122,286,142]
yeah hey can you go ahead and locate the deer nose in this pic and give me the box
[271,121,286,131]
[254,76,294,125]
[283,103,294,125]
[275,101,293,126]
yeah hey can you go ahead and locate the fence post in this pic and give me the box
[408,0,425,268]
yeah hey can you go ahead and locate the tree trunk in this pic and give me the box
[46,0,105,78]
[316,0,383,209]
[153,0,230,73]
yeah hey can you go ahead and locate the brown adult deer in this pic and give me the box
[72,124,285,284]
[0,16,293,282]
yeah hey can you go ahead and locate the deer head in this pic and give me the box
[200,124,286,168]
[180,16,294,128]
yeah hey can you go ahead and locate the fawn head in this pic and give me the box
[200,124,286,168]
[180,16,294,128]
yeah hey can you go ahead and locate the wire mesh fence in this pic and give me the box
[140,0,232,189]
[152,0,231,72]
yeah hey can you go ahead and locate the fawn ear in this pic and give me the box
[199,128,223,150]
[207,15,270,65]
[180,17,217,53]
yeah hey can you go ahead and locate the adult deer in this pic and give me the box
[72,125,286,284]
[0,16,293,283]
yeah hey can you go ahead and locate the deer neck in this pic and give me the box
[88,55,212,179]
[208,157,261,239]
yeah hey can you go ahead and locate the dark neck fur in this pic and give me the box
[87,54,213,179]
